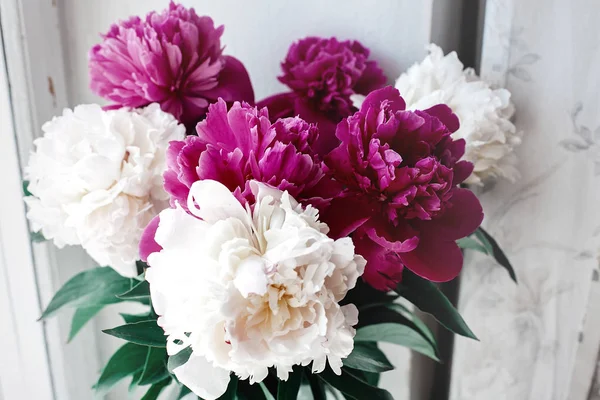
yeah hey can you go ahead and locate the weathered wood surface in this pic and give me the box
[450,1,600,399]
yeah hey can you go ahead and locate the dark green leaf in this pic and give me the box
[395,270,477,340]
[40,267,133,319]
[68,306,103,342]
[95,342,148,395]
[350,370,379,387]
[343,343,393,373]
[31,231,46,243]
[317,368,393,400]
[138,347,169,385]
[22,180,32,197]
[476,227,517,283]
[118,279,150,300]
[121,313,153,324]
[259,382,276,400]
[359,302,436,346]
[277,366,302,400]
[141,378,172,400]
[305,369,327,400]
[355,323,440,361]
[136,261,149,276]
[177,385,193,400]
[457,237,489,254]
[218,375,239,400]
[167,347,193,373]
[129,369,144,391]
[103,321,166,348]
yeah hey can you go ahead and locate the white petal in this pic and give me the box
[234,255,268,297]
[188,180,249,225]
[174,355,230,400]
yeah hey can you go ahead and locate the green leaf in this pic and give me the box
[95,342,148,395]
[120,313,153,324]
[103,320,166,348]
[475,227,517,283]
[457,237,489,254]
[355,323,440,361]
[22,180,32,197]
[395,270,477,340]
[259,382,276,400]
[68,306,103,342]
[30,231,46,243]
[353,370,379,387]
[141,378,172,400]
[360,302,436,346]
[177,385,193,400]
[218,375,239,400]
[167,346,193,373]
[129,369,144,392]
[317,368,393,400]
[40,267,133,319]
[138,347,168,385]
[305,369,327,400]
[118,279,151,300]
[343,342,393,373]
[277,366,302,400]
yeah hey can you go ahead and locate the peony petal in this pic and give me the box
[400,233,463,282]
[234,255,269,297]
[362,218,420,253]
[423,104,460,133]
[353,60,387,95]
[173,354,231,400]
[452,160,474,186]
[256,92,296,120]
[139,215,162,261]
[187,180,249,225]
[359,86,406,114]
[293,97,340,157]
[203,56,255,105]
[429,188,483,240]
[319,195,371,239]
[354,234,404,291]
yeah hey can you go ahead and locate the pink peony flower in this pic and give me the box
[163,98,338,210]
[140,98,339,261]
[89,1,254,127]
[324,86,483,290]
[257,37,386,157]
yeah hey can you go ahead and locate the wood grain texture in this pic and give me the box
[450,0,600,399]
[0,0,102,399]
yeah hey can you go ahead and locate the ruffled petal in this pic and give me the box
[174,355,231,400]
[139,215,161,262]
[400,233,463,282]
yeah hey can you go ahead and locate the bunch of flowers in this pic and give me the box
[27,3,518,400]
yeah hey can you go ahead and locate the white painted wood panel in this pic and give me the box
[450,1,600,399]
[0,0,104,399]
[0,20,54,400]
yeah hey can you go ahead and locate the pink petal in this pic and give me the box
[139,215,162,262]
[400,233,463,282]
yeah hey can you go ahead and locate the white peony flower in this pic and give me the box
[352,44,521,185]
[395,44,521,185]
[25,103,185,276]
[145,180,365,400]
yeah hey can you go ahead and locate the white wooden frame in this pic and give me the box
[0,0,101,399]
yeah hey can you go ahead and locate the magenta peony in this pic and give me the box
[257,37,386,157]
[89,1,254,127]
[163,98,338,212]
[324,86,483,290]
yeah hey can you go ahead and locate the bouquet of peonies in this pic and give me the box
[25,3,519,399]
